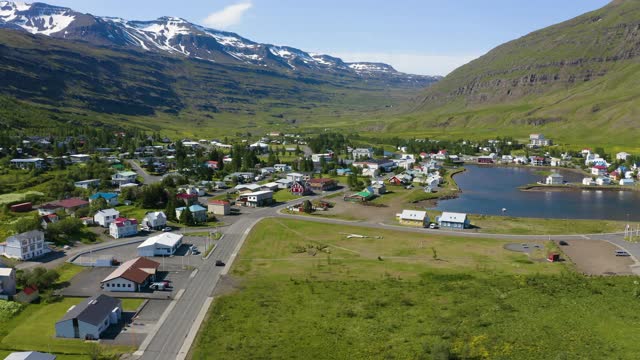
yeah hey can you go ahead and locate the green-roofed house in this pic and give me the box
[343,187,375,203]
[112,171,138,186]
[112,163,125,171]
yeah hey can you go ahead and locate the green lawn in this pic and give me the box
[273,190,302,203]
[0,297,143,357]
[192,218,640,360]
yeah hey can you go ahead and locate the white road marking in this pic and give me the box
[175,297,214,360]
[189,269,198,279]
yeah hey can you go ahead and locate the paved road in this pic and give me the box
[127,160,164,184]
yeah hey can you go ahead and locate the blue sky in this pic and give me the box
[48,0,610,75]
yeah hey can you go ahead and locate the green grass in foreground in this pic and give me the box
[0,297,143,357]
[187,219,640,360]
[273,190,302,203]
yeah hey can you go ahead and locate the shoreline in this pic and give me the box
[520,184,638,192]
[470,162,591,177]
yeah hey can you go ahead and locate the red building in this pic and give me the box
[290,181,309,196]
[10,202,32,213]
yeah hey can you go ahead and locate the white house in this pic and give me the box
[397,210,429,227]
[620,178,635,186]
[101,257,159,292]
[111,171,137,186]
[74,179,100,189]
[55,295,122,339]
[238,191,274,208]
[10,158,45,169]
[94,209,120,228]
[274,164,291,172]
[109,218,138,239]
[0,267,17,297]
[286,173,306,182]
[137,233,184,257]
[529,134,552,147]
[591,165,608,176]
[69,154,91,163]
[617,152,631,161]
[596,177,611,186]
[438,212,470,229]
[546,173,564,185]
[582,178,596,186]
[352,148,374,160]
[175,205,208,223]
[142,211,167,230]
[0,231,49,260]
[275,178,293,189]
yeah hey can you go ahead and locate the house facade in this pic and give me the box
[111,171,137,186]
[101,257,160,292]
[74,179,100,189]
[94,209,120,227]
[10,158,45,169]
[308,178,338,192]
[89,193,119,206]
[238,191,274,207]
[546,173,564,185]
[109,218,139,239]
[142,211,167,230]
[290,181,309,196]
[176,205,208,223]
[0,268,17,297]
[208,200,231,215]
[529,134,552,147]
[137,233,184,257]
[438,212,470,229]
[398,210,429,227]
[55,295,122,339]
[0,231,49,260]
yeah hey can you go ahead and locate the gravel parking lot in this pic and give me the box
[558,240,635,275]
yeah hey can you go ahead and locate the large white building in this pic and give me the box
[142,211,167,230]
[0,230,49,260]
[94,209,120,227]
[108,218,138,239]
[137,233,184,257]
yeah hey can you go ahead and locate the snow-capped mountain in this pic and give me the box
[0,1,440,83]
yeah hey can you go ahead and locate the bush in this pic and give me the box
[0,300,23,320]
[16,267,60,290]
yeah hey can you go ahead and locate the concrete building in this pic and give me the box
[0,268,17,297]
[101,257,160,292]
[109,218,138,239]
[238,191,274,207]
[142,211,167,230]
[137,233,184,257]
[438,212,470,230]
[397,210,429,227]
[55,295,122,339]
[0,231,49,261]
[94,209,120,227]
[352,148,374,160]
[208,200,231,215]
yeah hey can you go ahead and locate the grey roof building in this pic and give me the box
[55,294,122,340]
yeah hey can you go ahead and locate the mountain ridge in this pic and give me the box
[0,1,440,83]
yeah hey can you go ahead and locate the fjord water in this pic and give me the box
[435,165,640,221]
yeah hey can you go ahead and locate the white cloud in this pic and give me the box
[330,52,483,76]
[202,2,253,29]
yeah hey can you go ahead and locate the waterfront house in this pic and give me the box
[437,212,470,230]
[55,295,122,340]
[545,173,564,185]
[582,178,596,186]
[397,210,429,227]
[591,165,608,176]
[620,178,635,186]
[529,156,546,167]
[596,177,611,186]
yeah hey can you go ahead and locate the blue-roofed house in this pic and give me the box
[336,168,353,176]
[89,192,119,206]
[175,205,208,223]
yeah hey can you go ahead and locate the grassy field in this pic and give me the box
[192,219,640,359]
[0,297,143,357]
[273,190,302,203]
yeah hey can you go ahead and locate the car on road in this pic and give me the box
[215,260,225,267]
[162,227,173,232]
[615,250,631,257]
[63,245,71,250]
[559,241,569,246]
[428,223,438,229]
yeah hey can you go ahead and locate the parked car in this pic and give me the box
[162,227,173,232]
[429,223,438,229]
[559,241,569,246]
[215,260,225,267]
[150,282,172,291]
[615,250,631,257]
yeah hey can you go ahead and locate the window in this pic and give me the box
[117,284,121,287]
[128,284,131,287]
[106,283,110,287]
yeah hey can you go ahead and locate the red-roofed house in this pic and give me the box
[592,165,608,176]
[40,214,59,229]
[39,198,89,215]
[101,257,159,292]
[208,200,231,215]
[109,218,138,239]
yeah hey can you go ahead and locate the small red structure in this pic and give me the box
[10,202,32,213]
[547,253,561,262]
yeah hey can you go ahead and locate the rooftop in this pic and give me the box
[138,233,183,249]
[102,257,159,284]
[57,294,121,327]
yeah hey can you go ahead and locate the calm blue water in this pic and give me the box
[434,165,640,221]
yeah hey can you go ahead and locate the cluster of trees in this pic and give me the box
[346,173,367,191]
[16,267,60,290]
[308,133,351,154]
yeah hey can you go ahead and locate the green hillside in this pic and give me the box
[0,30,424,137]
[383,0,640,150]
